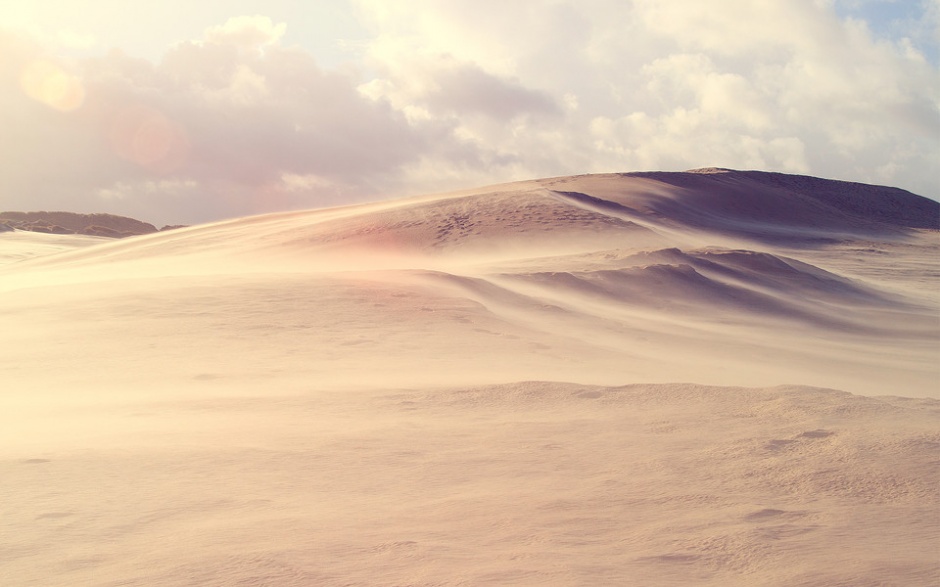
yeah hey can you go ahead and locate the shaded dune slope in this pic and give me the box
[592,168,939,240]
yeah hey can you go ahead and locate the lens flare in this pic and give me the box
[109,105,190,172]
[19,59,85,111]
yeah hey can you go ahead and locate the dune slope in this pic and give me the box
[1,170,937,586]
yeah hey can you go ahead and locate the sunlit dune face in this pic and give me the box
[19,59,85,111]
[108,104,190,172]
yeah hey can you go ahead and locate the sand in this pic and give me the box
[1,170,937,586]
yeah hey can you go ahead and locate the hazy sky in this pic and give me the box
[2,0,937,225]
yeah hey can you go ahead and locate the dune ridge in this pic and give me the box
[1,170,937,586]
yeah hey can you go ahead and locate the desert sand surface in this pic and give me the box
[1,169,937,586]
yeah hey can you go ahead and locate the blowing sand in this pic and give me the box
[1,170,937,586]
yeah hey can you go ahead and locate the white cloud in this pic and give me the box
[352,0,939,196]
[203,15,286,49]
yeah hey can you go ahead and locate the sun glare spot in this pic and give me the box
[19,59,85,111]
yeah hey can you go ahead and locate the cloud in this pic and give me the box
[203,15,286,49]
[422,61,559,120]
[1,2,937,226]
[352,0,939,198]
[358,53,559,121]
[0,22,477,224]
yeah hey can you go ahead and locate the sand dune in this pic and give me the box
[1,170,937,586]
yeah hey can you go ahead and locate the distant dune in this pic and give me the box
[1,170,937,586]
[0,210,185,237]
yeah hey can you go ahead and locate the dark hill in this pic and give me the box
[0,211,159,238]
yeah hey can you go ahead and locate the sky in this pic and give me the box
[1,0,938,226]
